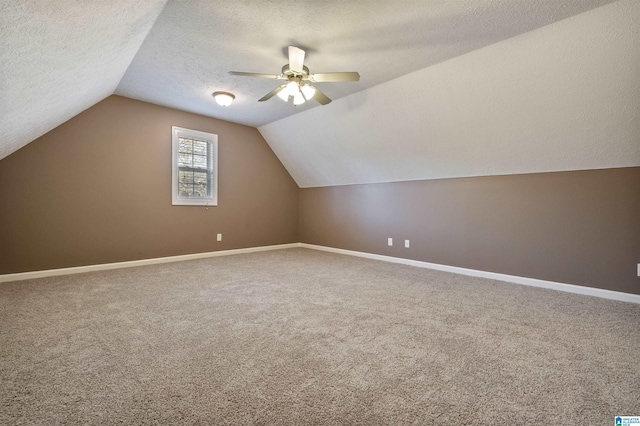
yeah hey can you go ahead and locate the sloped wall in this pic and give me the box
[0,96,298,274]
[299,167,640,295]
[260,0,640,188]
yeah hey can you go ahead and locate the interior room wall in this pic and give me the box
[299,167,640,295]
[0,95,299,274]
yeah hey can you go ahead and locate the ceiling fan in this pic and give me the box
[229,46,360,106]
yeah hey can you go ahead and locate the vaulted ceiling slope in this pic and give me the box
[260,0,640,187]
[114,0,614,128]
[1,0,618,162]
[0,0,168,160]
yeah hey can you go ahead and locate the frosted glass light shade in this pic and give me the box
[277,87,289,101]
[301,84,316,100]
[212,92,235,106]
[286,81,300,96]
[293,92,305,105]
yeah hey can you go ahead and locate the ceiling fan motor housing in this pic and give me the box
[282,64,310,78]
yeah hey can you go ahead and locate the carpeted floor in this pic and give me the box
[1,248,639,424]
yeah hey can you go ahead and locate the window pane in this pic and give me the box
[192,154,207,169]
[192,182,207,197]
[193,140,207,156]
[178,138,193,153]
[178,153,192,167]
[193,171,207,184]
[179,170,193,184]
[179,168,194,197]
[179,186,192,197]
[179,184,193,197]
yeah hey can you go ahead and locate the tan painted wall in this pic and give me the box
[0,96,299,273]
[299,168,640,295]
[2,95,638,296]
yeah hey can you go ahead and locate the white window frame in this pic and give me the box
[171,126,218,206]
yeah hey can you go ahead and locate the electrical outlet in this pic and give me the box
[387,238,393,246]
[217,233,222,242]
[637,263,640,277]
[405,239,410,248]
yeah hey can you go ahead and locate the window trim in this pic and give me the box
[171,126,218,206]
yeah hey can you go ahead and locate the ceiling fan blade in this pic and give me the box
[229,71,281,79]
[288,46,305,73]
[258,85,286,102]
[310,72,360,82]
[312,87,332,105]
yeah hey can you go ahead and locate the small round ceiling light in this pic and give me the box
[212,91,235,107]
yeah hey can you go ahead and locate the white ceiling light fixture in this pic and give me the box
[275,80,315,106]
[293,92,305,106]
[273,79,317,106]
[286,81,300,96]
[301,84,316,100]
[276,86,289,102]
[212,91,235,107]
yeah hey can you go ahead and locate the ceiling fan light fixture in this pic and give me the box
[229,45,356,106]
[276,87,290,102]
[301,84,316,100]
[212,91,235,107]
[286,81,300,97]
[293,92,306,106]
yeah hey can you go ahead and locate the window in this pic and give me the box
[172,126,218,206]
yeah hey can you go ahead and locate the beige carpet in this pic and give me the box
[1,248,638,424]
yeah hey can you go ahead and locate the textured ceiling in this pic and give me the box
[260,0,640,187]
[1,0,633,187]
[0,0,167,160]
[115,0,616,128]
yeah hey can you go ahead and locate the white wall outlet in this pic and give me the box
[387,238,393,246]
[405,239,410,248]
[637,263,640,277]
[217,233,222,242]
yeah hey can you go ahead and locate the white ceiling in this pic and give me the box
[0,0,167,160]
[2,0,637,187]
[115,0,616,127]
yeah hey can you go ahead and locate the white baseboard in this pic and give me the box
[299,243,640,304]
[3,242,638,305]
[0,243,299,283]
